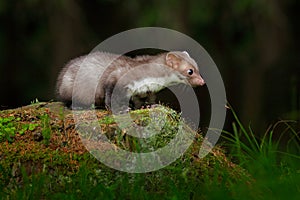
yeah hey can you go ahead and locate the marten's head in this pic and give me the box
[165,51,205,87]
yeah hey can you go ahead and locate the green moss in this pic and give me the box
[0,102,252,199]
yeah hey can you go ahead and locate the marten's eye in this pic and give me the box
[187,69,193,75]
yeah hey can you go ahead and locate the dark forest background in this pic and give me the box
[0,0,299,133]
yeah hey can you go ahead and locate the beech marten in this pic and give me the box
[56,51,205,109]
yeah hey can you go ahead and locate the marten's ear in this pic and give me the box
[166,52,181,69]
[182,51,190,57]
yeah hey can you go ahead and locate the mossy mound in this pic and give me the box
[0,102,251,199]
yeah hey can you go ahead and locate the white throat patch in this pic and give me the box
[126,73,185,96]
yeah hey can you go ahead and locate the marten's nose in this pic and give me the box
[191,77,205,87]
[197,78,205,86]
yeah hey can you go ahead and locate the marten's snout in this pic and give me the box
[189,75,205,87]
[197,77,205,86]
[195,76,205,86]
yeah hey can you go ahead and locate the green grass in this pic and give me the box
[0,105,299,199]
[221,107,300,199]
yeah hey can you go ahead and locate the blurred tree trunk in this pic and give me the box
[48,0,87,95]
[241,0,288,132]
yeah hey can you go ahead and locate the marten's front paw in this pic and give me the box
[150,104,161,109]
[115,106,131,114]
[140,104,160,109]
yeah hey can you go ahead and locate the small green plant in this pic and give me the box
[0,117,16,142]
[30,98,40,105]
[0,116,39,142]
[19,123,39,135]
[99,116,115,125]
